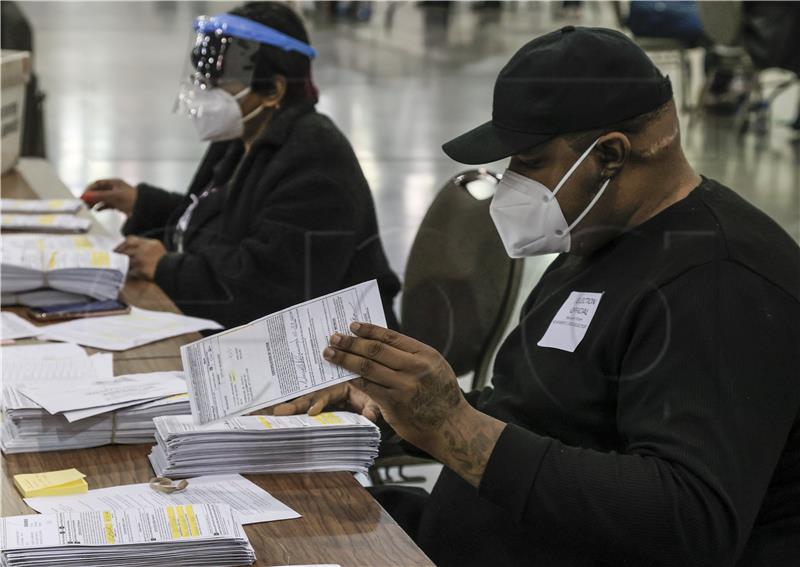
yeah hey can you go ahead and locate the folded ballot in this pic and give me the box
[1,198,84,214]
[1,247,128,300]
[148,412,381,478]
[182,279,386,425]
[0,504,256,567]
[1,213,91,233]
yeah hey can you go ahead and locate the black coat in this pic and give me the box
[124,103,401,329]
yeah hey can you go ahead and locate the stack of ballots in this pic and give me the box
[1,234,123,307]
[0,343,191,453]
[0,503,256,567]
[149,412,381,478]
[1,390,192,453]
[1,247,129,302]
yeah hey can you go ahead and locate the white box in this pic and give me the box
[1,50,32,174]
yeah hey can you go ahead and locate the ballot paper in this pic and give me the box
[25,474,300,525]
[0,504,256,567]
[0,198,83,214]
[0,312,40,340]
[17,371,187,421]
[149,411,381,478]
[1,343,111,385]
[0,233,123,252]
[0,213,91,233]
[1,247,129,300]
[38,306,223,351]
[181,279,386,425]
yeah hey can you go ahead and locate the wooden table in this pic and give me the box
[1,159,433,566]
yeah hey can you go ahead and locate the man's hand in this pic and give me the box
[272,382,382,422]
[82,178,137,215]
[322,322,506,487]
[115,236,167,281]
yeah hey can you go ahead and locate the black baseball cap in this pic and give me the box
[442,26,673,165]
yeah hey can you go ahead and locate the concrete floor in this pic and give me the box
[16,0,800,491]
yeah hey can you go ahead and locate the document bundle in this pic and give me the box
[1,198,84,214]
[0,504,256,566]
[1,247,129,301]
[182,279,386,425]
[0,213,91,233]
[1,344,192,453]
[149,412,381,478]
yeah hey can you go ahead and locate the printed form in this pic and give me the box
[181,280,386,424]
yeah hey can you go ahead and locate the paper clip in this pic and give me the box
[149,476,189,494]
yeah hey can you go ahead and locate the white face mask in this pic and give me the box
[490,138,611,257]
[188,87,264,142]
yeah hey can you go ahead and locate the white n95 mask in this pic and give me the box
[490,137,611,257]
[179,86,263,142]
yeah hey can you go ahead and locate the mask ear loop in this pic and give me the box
[550,137,601,199]
[234,87,266,123]
[562,176,612,234]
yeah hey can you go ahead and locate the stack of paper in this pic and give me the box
[1,247,129,301]
[1,198,83,214]
[1,345,193,453]
[0,504,256,566]
[1,213,91,233]
[37,306,223,351]
[149,412,381,478]
[24,474,300,525]
[1,393,192,453]
[0,233,123,251]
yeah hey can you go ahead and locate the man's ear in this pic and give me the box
[595,132,630,179]
[261,76,287,109]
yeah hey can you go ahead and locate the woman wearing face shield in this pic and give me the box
[82,2,400,330]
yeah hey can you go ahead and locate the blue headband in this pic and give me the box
[193,13,317,59]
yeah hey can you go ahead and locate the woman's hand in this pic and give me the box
[82,178,137,215]
[273,382,382,423]
[115,236,167,280]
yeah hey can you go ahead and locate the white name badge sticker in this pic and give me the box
[537,291,604,353]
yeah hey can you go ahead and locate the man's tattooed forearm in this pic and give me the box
[441,422,496,487]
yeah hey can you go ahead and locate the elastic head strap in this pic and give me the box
[194,13,317,59]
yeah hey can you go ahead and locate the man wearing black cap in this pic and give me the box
[276,27,800,566]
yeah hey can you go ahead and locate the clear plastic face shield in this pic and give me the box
[175,13,316,141]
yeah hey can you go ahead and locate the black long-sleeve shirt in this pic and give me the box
[123,103,401,329]
[415,178,800,566]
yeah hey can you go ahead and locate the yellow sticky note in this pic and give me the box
[13,468,88,498]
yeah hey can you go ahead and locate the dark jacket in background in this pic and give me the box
[124,103,400,329]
